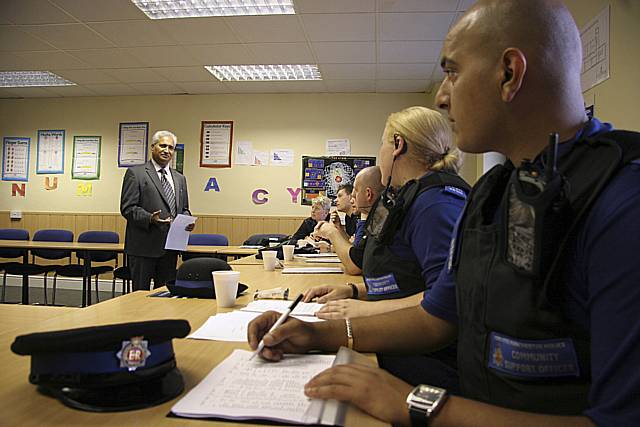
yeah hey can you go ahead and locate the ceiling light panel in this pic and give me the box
[132,0,295,19]
[0,71,76,87]
[205,64,322,81]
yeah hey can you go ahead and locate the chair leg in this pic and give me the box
[112,277,116,299]
[94,275,100,303]
[43,274,48,306]
[1,271,7,303]
[52,274,57,306]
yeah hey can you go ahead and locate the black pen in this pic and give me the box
[250,293,304,360]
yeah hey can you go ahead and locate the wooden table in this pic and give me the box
[0,265,383,427]
[0,240,260,306]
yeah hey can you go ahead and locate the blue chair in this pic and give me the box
[54,231,119,306]
[242,233,288,246]
[182,233,229,261]
[4,229,73,305]
[0,228,30,302]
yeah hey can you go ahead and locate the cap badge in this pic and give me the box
[117,336,151,371]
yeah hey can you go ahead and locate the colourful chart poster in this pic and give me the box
[36,130,65,174]
[118,122,148,167]
[300,156,376,205]
[2,137,30,181]
[200,121,233,168]
[72,136,101,180]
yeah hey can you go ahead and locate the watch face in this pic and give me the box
[408,385,447,411]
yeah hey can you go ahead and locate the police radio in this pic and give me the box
[506,133,570,277]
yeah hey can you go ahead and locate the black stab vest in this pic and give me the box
[453,131,640,414]
[363,171,470,301]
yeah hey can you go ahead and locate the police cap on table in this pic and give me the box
[11,319,190,412]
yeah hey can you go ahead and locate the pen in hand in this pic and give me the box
[250,293,304,361]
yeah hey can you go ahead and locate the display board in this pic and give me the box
[300,156,376,205]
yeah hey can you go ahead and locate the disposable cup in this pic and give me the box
[212,270,240,308]
[283,245,295,262]
[262,250,278,271]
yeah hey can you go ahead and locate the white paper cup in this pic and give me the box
[212,270,240,308]
[337,211,346,225]
[283,245,295,262]
[262,250,278,271]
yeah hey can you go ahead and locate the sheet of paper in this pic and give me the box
[189,311,260,341]
[252,151,269,166]
[241,300,324,317]
[118,122,148,167]
[325,138,351,156]
[296,253,338,258]
[580,5,610,91]
[282,267,343,274]
[36,130,64,174]
[305,258,342,263]
[171,349,335,424]
[165,214,197,251]
[235,140,253,165]
[270,149,294,166]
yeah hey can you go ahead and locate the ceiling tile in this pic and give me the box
[83,83,140,96]
[225,15,306,43]
[302,14,374,42]
[155,18,239,45]
[319,63,375,79]
[376,79,429,92]
[88,21,177,47]
[45,85,98,96]
[51,0,147,21]
[4,87,58,97]
[0,0,76,25]
[295,0,375,13]
[185,44,253,65]
[379,41,442,63]
[175,81,229,94]
[15,50,90,69]
[105,68,167,83]
[122,46,199,67]
[151,66,213,82]
[458,0,476,11]
[0,52,36,70]
[68,48,144,68]
[312,42,375,63]
[377,63,435,79]
[247,43,314,64]
[54,69,119,84]
[380,12,454,41]
[274,80,327,93]
[379,0,459,12]
[325,79,375,92]
[20,24,115,50]
[224,81,280,93]
[0,26,55,51]
[128,82,183,95]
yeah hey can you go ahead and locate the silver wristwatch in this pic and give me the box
[406,384,448,426]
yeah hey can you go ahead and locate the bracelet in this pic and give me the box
[347,282,359,299]
[345,319,354,349]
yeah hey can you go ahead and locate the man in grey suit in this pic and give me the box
[120,130,194,291]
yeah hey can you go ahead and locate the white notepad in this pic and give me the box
[282,267,343,274]
[241,299,324,317]
[296,253,339,258]
[171,349,337,425]
[305,257,342,263]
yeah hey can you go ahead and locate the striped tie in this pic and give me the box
[160,169,177,217]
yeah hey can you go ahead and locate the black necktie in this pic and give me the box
[160,169,177,217]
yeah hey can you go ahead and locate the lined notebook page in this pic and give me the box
[171,349,335,424]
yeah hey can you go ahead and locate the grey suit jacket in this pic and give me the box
[120,161,191,257]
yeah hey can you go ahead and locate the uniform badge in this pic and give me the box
[117,336,151,371]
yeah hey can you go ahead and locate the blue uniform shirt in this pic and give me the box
[389,182,466,290]
[422,118,640,426]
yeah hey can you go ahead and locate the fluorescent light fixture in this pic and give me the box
[0,71,76,88]
[132,0,295,19]
[205,64,322,81]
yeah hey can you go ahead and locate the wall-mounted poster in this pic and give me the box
[171,143,184,174]
[72,136,101,180]
[200,121,233,168]
[36,130,65,174]
[118,122,148,167]
[300,156,376,205]
[2,137,30,181]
